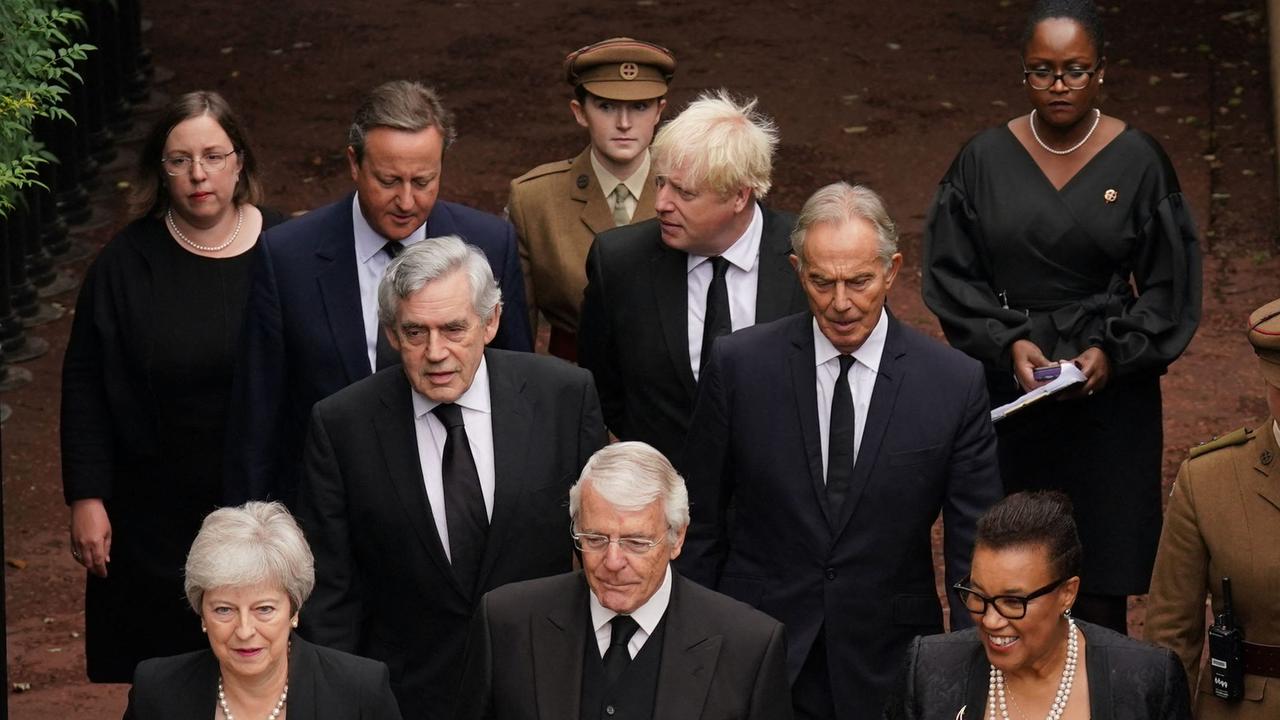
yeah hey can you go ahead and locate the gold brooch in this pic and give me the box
[1104,188,1118,203]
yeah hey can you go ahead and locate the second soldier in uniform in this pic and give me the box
[507,38,676,360]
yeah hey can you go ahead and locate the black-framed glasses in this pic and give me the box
[161,149,238,176]
[571,529,667,555]
[1022,62,1102,91]
[952,576,1068,619]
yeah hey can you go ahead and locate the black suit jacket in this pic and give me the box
[577,206,805,462]
[295,350,606,720]
[675,311,1002,720]
[225,194,533,506]
[882,621,1191,720]
[123,634,403,720]
[454,570,793,720]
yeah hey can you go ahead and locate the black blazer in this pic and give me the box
[454,570,794,720]
[225,194,533,506]
[882,621,1192,720]
[295,350,607,720]
[576,206,806,463]
[123,634,402,719]
[675,311,1002,720]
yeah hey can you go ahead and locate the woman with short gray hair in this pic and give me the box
[123,502,402,720]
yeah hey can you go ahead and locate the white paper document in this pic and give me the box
[990,362,1087,423]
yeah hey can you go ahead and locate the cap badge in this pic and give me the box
[1104,188,1118,203]
[576,175,589,189]
[620,62,639,80]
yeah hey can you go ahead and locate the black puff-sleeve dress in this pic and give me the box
[923,126,1201,596]
[60,209,285,682]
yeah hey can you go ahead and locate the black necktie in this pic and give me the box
[602,615,641,684]
[431,403,488,599]
[826,355,856,512]
[374,242,404,370]
[700,256,732,373]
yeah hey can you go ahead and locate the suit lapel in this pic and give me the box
[569,149,617,238]
[963,643,989,720]
[834,312,906,537]
[653,243,697,395]
[754,207,800,322]
[653,575,720,720]
[314,198,372,384]
[285,634,318,719]
[1252,418,1280,513]
[476,351,533,591]
[372,371,468,600]
[787,316,835,528]
[534,577,588,719]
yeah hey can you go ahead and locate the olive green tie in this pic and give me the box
[611,183,632,227]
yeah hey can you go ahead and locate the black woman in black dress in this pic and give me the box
[923,0,1201,634]
[61,91,285,681]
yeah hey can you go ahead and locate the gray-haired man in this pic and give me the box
[296,237,605,720]
[455,441,793,720]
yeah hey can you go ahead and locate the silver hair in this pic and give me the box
[184,502,315,614]
[791,181,899,270]
[377,236,503,328]
[347,80,457,162]
[568,442,690,541]
[651,88,778,199]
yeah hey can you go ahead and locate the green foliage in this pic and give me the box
[0,0,94,216]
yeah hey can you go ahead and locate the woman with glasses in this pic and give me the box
[883,491,1190,720]
[61,91,285,682]
[922,0,1201,634]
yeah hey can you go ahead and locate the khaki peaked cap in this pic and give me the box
[564,37,675,101]
[1248,297,1280,387]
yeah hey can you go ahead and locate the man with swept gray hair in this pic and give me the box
[295,237,605,720]
[455,441,793,720]
[226,79,532,508]
[675,182,1001,720]
[577,89,807,464]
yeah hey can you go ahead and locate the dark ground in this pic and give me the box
[4,0,1278,716]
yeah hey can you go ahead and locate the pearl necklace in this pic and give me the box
[167,206,243,253]
[1029,108,1101,155]
[217,676,288,720]
[987,616,1079,720]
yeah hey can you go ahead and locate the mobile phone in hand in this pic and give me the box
[1032,364,1062,382]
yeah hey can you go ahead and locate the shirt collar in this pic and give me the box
[1273,418,1279,449]
[812,307,889,373]
[589,149,651,202]
[410,356,492,418]
[352,193,428,264]
[588,564,672,639]
[686,203,764,274]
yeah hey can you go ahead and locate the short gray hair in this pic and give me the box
[791,182,898,270]
[569,442,690,540]
[348,80,457,162]
[377,235,502,328]
[651,89,778,199]
[184,502,315,614]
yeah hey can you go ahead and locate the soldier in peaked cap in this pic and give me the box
[1146,297,1280,720]
[506,37,675,360]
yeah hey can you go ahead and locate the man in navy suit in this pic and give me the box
[675,182,1002,720]
[226,80,532,506]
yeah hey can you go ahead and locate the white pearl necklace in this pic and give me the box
[217,675,288,720]
[167,205,243,253]
[987,616,1079,720]
[1029,108,1101,155]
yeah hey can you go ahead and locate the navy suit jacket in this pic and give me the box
[225,195,532,505]
[675,310,1002,720]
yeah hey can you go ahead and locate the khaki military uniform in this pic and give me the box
[508,147,657,336]
[1146,419,1280,719]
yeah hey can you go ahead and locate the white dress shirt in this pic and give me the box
[409,358,496,560]
[814,310,888,481]
[588,565,673,659]
[352,194,428,372]
[686,203,764,380]
[590,150,650,224]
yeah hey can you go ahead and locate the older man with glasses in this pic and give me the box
[455,442,793,720]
